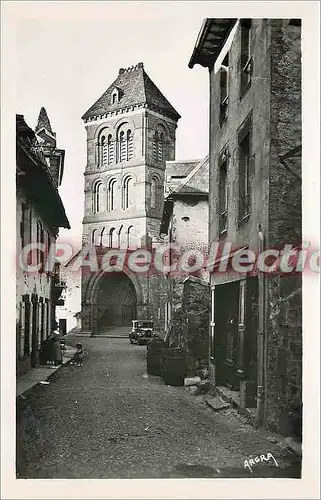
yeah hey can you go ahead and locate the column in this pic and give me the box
[38,301,42,348]
[19,302,26,357]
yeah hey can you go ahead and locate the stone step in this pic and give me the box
[205,396,231,411]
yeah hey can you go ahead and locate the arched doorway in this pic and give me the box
[95,272,137,331]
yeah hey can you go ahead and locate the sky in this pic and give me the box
[15,2,212,249]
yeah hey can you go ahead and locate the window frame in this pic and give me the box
[219,54,229,126]
[218,148,229,236]
[122,176,133,210]
[239,19,253,100]
[93,181,103,214]
[107,178,117,212]
[237,114,254,224]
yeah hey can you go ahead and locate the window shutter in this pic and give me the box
[102,142,108,165]
[249,154,255,177]
[220,67,228,102]
[95,142,98,166]
[127,132,133,160]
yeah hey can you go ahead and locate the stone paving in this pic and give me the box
[16,336,301,479]
[16,345,77,397]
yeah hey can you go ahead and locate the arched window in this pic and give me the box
[93,182,102,213]
[91,229,97,245]
[122,177,133,209]
[37,221,44,268]
[152,131,158,161]
[101,135,108,166]
[153,128,166,163]
[109,227,115,248]
[127,225,133,248]
[112,93,117,104]
[117,225,123,248]
[100,227,105,247]
[151,177,158,209]
[43,229,49,263]
[158,133,164,163]
[116,124,133,163]
[127,130,133,160]
[107,178,117,212]
[97,130,114,167]
[119,131,126,162]
[107,134,114,165]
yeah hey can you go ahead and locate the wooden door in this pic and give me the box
[214,281,239,389]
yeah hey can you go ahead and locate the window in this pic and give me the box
[238,119,254,221]
[220,54,229,125]
[43,230,50,266]
[36,221,44,269]
[153,130,165,163]
[119,131,126,162]
[218,155,228,234]
[127,130,133,160]
[93,182,102,213]
[158,133,164,162]
[240,19,252,98]
[98,131,114,167]
[151,177,159,209]
[111,89,119,104]
[107,135,114,165]
[153,131,158,161]
[109,228,115,248]
[127,225,133,248]
[116,126,133,163]
[117,225,123,248]
[122,177,133,209]
[21,204,32,249]
[99,228,104,247]
[107,178,116,211]
[91,229,97,245]
[101,136,107,166]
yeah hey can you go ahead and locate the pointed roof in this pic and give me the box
[82,62,181,122]
[36,107,53,134]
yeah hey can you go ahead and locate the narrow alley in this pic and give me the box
[16,336,301,479]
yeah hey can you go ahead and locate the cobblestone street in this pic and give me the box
[16,335,301,479]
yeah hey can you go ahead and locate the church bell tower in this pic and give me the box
[81,62,180,250]
[80,63,180,334]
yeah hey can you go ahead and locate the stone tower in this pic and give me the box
[81,63,180,333]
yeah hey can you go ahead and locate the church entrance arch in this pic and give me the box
[91,272,138,331]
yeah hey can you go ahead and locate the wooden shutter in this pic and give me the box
[249,154,255,178]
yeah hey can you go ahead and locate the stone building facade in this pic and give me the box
[160,157,210,368]
[16,111,70,376]
[80,63,181,333]
[189,19,302,437]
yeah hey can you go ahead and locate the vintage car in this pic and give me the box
[129,320,155,345]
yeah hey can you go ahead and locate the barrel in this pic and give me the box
[146,338,167,376]
[162,348,186,386]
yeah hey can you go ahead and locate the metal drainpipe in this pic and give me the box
[256,227,265,426]
[210,284,216,387]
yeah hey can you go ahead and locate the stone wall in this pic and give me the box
[265,275,302,437]
[209,19,271,254]
[166,278,210,374]
[16,190,55,376]
[207,19,302,437]
[265,20,302,436]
